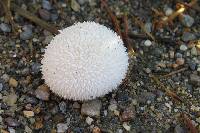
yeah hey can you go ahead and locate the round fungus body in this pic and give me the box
[41,22,129,101]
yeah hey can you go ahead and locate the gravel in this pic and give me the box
[81,100,102,117]
[0,23,11,32]
[182,32,196,42]
[0,0,200,132]
[181,14,194,27]
[20,25,33,40]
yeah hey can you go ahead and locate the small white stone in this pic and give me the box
[165,8,173,16]
[85,116,94,125]
[180,45,188,51]
[123,122,131,131]
[144,40,152,47]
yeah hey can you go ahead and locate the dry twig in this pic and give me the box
[161,67,188,78]
[0,0,17,33]
[151,75,183,103]
[180,113,198,133]
[123,14,135,57]
[10,3,59,34]
[134,17,155,41]
[101,0,122,38]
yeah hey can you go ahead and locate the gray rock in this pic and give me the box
[5,117,20,127]
[77,0,87,5]
[138,92,156,103]
[175,53,183,58]
[59,101,67,114]
[57,123,69,133]
[181,14,194,27]
[182,32,196,42]
[35,84,50,101]
[20,25,33,40]
[81,99,102,117]
[51,13,59,21]
[0,83,3,91]
[0,23,11,32]
[190,74,200,86]
[144,40,152,47]
[31,63,41,74]
[38,9,51,21]
[1,74,9,82]
[179,44,187,51]
[191,47,197,56]
[174,124,186,133]
[8,128,16,133]
[189,62,196,70]
[42,0,52,10]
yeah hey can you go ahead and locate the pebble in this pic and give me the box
[120,107,136,122]
[1,74,9,82]
[5,117,20,127]
[35,84,50,101]
[81,100,102,117]
[31,63,41,74]
[190,74,200,86]
[0,83,3,91]
[85,116,94,125]
[0,116,2,123]
[180,44,188,51]
[0,23,11,32]
[9,78,18,87]
[25,126,32,133]
[176,58,185,66]
[77,0,87,5]
[181,14,194,27]
[44,35,53,44]
[3,92,17,106]
[20,25,33,40]
[182,32,196,42]
[191,47,197,56]
[169,51,175,59]
[138,92,156,103]
[174,124,185,133]
[189,62,196,70]
[73,102,81,109]
[0,93,2,100]
[122,122,131,131]
[59,101,67,113]
[8,128,15,133]
[51,13,59,21]
[71,0,80,12]
[23,110,34,118]
[42,0,52,10]
[164,7,173,16]
[144,40,152,47]
[92,127,101,133]
[38,9,51,21]
[57,123,69,133]
[108,102,118,112]
[175,53,183,58]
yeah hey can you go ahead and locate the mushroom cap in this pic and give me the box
[41,22,129,100]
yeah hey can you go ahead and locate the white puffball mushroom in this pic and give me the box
[41,22,129,101]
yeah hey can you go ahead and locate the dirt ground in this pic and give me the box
[0,0,200,133]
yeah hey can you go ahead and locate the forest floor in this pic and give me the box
[0,0,200,133]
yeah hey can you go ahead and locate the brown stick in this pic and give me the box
[10,3,59,34]
[101,0,122,38]
[151,75,183,103]
[0,0,17,33]
[123,14,135,57]
[161,67,188,78]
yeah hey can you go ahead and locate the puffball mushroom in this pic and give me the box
[41,22,129,101]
